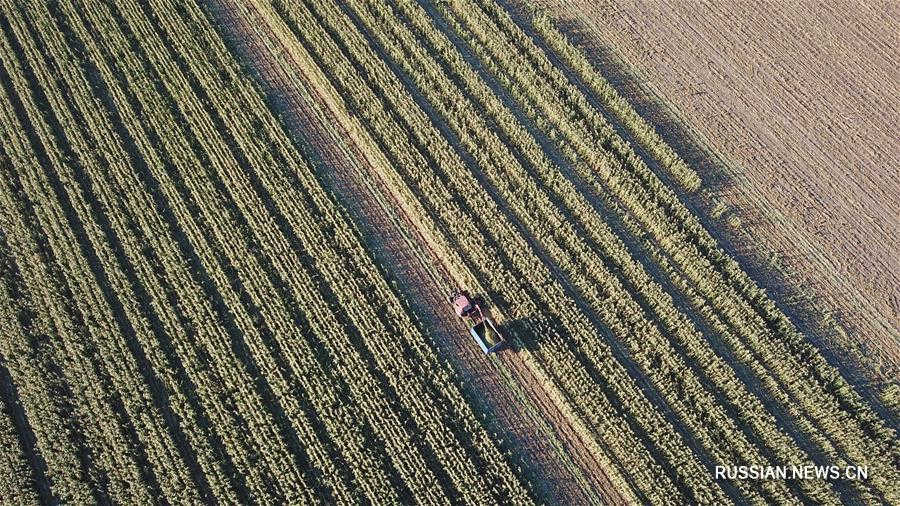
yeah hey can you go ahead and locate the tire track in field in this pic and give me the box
[206,1,627,503]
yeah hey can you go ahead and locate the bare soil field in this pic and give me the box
[522,0,900,386]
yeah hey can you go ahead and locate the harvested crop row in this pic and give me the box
[0,9,182,501]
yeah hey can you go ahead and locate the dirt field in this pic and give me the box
[524,0,900,384]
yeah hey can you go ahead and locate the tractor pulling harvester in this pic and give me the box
[448,291,505,354]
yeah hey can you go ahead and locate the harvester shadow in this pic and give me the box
[497,316,541,354]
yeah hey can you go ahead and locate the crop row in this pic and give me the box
[260,0,663,500]
[0,3,188,500]
[0,160,114,505]
[0,0,532,502]
[85,0,393,499]
[0,293,43,505]
[527,11,701,193]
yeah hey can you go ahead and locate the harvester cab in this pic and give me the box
[448,291,505,354]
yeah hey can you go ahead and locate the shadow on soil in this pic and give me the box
[500,317,543,354]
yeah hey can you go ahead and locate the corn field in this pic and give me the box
[0,0,896,504]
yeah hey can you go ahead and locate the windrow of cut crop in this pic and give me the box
[487,1,899,498]
[97,0,411,500]
[0,173,100,505]
[51,4,304,502]
[352,0,780,502]
[525,12,700,193]
[153,0,469,499]
[4,2,312,501]
[133,0,458,499]
[0,376,37,504]
[77,0,453,498]
[244,3,646,501]
[189,0,534,498]
[0,92,158,504]
[0,9,185,502]
[20,0,398,500]
[59,0,429,501]
[0,0,453,502]
[478,0,900,472]
[9,0,381,501]
[12,3,305,502]
[447,1,898,499]
[306,0,728,500]
[266,0,736,502]
[0,296,45,505]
